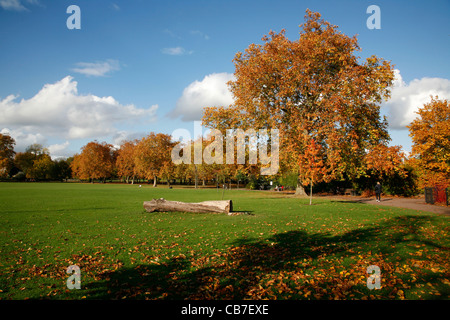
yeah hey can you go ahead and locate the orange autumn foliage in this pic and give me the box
[203,10,395,185]
[365,144,406,178]
[408,97,450,188]
[0,133,15,178]
[133,132,176,186]
[116,139,139,183]
[71,141,115,181]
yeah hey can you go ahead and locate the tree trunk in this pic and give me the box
[222,178,226,200]
[153,176,157,187]
[295,184,307,196]
[310,181,313,205]
[143,198,233,214]
[194,165,198,189]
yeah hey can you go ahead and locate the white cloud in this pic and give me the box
[0,0,26,11]
[163,29,181,39]
[190,30,210,40]
[169,72,235,122]
[161,47,193,56]
[1,128,45,152]
[111,130,147,149]
[383,69,450,129]
[0,76,158,156]
[47,141,71,159]
[0,0,39,11]
[72,59,120,77]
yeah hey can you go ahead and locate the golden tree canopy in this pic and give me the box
[71,141,115,180]
[408,96,450,186]
[203,10,395,182]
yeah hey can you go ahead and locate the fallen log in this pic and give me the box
[143,198,233,214]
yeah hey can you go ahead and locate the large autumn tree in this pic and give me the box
[203,10,395,193]
[134,132,175,187]
[71,141,115,182]
[407,96,450,188]
[116,139,138,184]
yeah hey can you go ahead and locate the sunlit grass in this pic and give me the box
[0,182,448,300]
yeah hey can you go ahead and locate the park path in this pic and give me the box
[319,194,450,216]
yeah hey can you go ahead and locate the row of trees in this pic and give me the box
[0,95,448,195]
[72,132,270,188]
[1,93,447,195]
[71,133,177,187]
[0,142,72,181]
[1,10,448,198]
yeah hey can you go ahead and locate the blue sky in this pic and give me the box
[1,0,449,158]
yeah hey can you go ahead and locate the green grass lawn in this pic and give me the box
[0,182,448,300]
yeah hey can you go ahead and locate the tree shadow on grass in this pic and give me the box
[84,215,449,300]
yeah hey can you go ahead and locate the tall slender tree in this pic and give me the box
[0,133,15,178]
[116,139,138,184]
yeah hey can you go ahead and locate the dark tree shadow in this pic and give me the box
[83,215,449,300]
